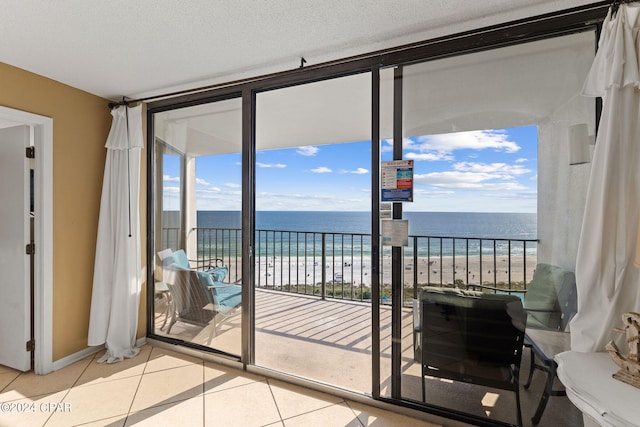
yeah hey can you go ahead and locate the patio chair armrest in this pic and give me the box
[465,284,527,295]
[189,257,224,270]
[207,283,236,289]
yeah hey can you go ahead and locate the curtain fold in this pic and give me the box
[572,4,640,352]
[88,104,143,363]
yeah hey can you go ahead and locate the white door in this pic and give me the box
[0,125,32,371]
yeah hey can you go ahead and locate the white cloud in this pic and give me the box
[515,158,529,163]
[453,162,531,177]
[413,188,455,196]
[296,146,319,156]
[351,168,369,174]
[163,186,180,193]
[257,162,287,168]
[163,174,180,183]
[224,182,241,188]
[495,191,537,200]
[406,152,454,161]
[200,186,222,193]
[197,188,240,198]
[412,129,520,154]
[196,187,242,210]
[310,166,332,173]
[381,138,413,153]
[381,139,393,153]
[255,190,368,211]
[414,171,526,190]
[196,178,211,186]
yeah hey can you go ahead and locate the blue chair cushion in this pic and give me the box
[197,271,215,287]
[211,284,242,314]
[208,265,229,282]
[195,271,241,313]
[163,249,191,270]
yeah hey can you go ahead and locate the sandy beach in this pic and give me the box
[241,254,537,290]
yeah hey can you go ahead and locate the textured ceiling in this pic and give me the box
[1,0,592,101]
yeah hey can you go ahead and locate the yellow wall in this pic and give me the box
[0,62,147,361]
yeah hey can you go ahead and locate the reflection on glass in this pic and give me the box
[254,73,372,393]
[418,287,526,425]
[384,32,594,426]
[152,98,242,357]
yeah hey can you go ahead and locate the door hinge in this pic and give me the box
[26,146,35,159]
[26,243,35,255]
[26,340,35,352]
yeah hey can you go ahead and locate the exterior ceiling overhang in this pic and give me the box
[154,30,594,156]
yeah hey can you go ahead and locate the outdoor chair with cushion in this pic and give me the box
[162,249,226,277]
[523,263,577,332]
[164,267,216,334]
[160,249,242,338]
[418,286,527,426]
[193,267,242,336]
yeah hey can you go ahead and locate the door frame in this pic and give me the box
[0,106,53,374]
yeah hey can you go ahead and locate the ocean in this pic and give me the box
[162,211,537,258]
[162,211,538,286]
[193,210,537,240]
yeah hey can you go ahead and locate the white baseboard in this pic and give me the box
[52,345,104,372]
[51,337,148,372]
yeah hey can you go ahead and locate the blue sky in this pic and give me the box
[163,125,538,213]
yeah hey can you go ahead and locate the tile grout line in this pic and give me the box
[122,373,151,426]
[122,349,156,426]
[203,377,269,397]
[276,401,355,425]
[0,371,23,396]
[343,400,366,427]
[41,352,98,426]
[120,350,208,421]
[266,378,356,425]
[265,378,285,425]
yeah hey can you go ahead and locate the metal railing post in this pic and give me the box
[321,232,326,300]
[169,226,537,302]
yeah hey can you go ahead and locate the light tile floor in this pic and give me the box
[0,345,440,427]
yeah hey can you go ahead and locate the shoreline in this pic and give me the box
[219,255,537,288]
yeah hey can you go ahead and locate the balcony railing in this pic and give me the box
[161,227,538,303]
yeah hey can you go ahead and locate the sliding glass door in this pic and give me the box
[253,73,373,392]
[146,10,600,426]
[378,31,595,426]
[152,96,243,357]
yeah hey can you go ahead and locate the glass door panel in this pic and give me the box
[254,73,372,392]
[152,97,243,357]
[379,31,595,426]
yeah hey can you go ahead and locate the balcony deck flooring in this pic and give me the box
[155,288,583,426]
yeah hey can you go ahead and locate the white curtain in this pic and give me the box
[572,4,640,352]
[88,104,143,363]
